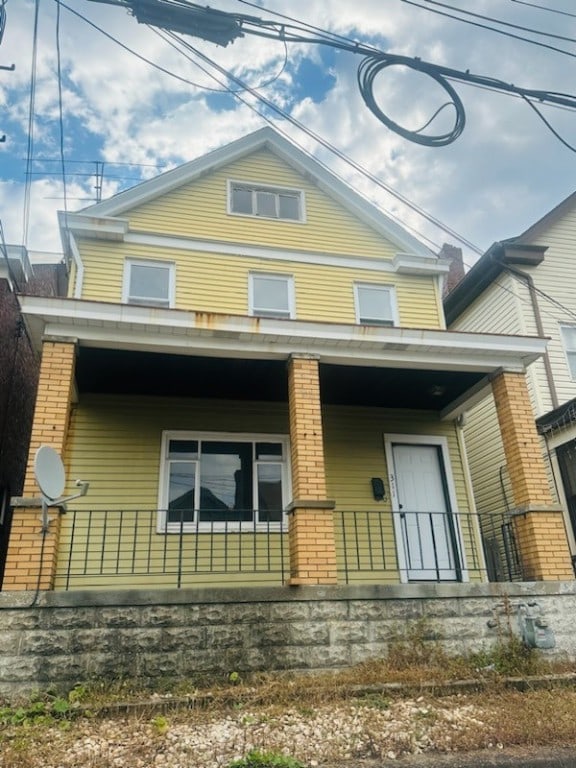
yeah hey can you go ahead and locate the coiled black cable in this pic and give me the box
[357,54,466,147]
[0,1,7,46]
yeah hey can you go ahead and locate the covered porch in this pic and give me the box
[4,296,573,591]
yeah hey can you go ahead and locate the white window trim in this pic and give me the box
[383,433,468,584]
[248,272,296,319]
[157,430,291,533]
[560,324,576,381]
[354,282,399,326]
[122,258,175,308]
[227,179,306,223]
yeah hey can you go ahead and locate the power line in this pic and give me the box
[22,0,40,247]
[57,0,474,253]
[402,0,576,60]
[509,0,576,20]
[161,28,480,253]
[420,0,576,46]
[55,0,68,214]
[82,0,576,152]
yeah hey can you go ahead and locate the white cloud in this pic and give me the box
[1,0,575,259]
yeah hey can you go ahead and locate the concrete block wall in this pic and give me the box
[1,583,576,698]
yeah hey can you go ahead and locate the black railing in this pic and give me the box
[334,508,523,584]
[56,508,522,590]
[58,509,288,590]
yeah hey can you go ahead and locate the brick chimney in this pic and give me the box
[439,243,465,297]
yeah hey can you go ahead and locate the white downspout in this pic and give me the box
[69,232,84,299]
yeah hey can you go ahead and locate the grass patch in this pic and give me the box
[227,750,306,768]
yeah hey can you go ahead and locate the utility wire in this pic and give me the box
[162,28,480,253]
[55,1,285,94]
[153,29,443,252]
[509,0,576,20]
[402,0,576,60]
[22,0,40,247]
[421,0,576,46]
[83,0,576,151]
[39,2,576,329]
[55,1,68,214]
[0,0,7,46]
[57,0,474,253]
[521,96,576,154]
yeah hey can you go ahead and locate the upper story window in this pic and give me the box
[561,325,576,379]
[354,283,398,326]
[229,181,304,222]
[249,272,295,319]
[159,432,290,531]
[123,259,175,308]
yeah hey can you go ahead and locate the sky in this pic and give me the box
[1,0,576,269]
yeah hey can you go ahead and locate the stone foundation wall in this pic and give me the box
[1,582,575,698]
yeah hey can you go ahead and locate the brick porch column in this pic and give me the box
[286,354,337,585]
[4,340,76,590]
[491,371,573,580]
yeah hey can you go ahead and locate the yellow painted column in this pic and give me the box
[4,340,76,590]
[491,371,573,580]
[286,354,337,585]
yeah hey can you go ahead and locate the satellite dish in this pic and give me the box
[34,446,66,501]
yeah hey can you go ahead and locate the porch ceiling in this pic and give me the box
[76,348,485,411]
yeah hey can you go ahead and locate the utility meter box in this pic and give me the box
[519,614,555,650]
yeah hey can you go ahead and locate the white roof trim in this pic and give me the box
[70,127,434,261]
[58,213,448,276]
[20,295,546,374]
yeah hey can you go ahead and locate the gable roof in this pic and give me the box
[518,190,576,243]
[78,127,434,259]
[444,187,576,324]
[444,241,546,325]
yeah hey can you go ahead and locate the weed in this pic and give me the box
[226,750,306,768]
[151,715,170,735]
[356,694,391,710]
[386,618,447,671]
[296,705,316,718]
[470,634,540,677]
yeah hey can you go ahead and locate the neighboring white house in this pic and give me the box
[444,192,576,579]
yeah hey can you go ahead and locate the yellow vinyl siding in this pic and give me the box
[56,395,482,589]
[126,149,397,259]
[78,239,441,328]
[75,146,443,328]
[324,405,481,585]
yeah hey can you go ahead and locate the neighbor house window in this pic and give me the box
[159,433,289,530]
[124,259,175,308]
[229,181,304,222]
[249,273,295,318]
[354,283,398,326]
[561,325,576,379]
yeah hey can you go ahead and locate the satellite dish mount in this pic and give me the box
[10,446,90,533]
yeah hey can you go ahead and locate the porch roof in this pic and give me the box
[19,295,547,417]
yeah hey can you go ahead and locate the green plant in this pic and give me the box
[226,750,306,768]
[356,693,391,710]
[151,715,170,735]
[470,634,540,677]
[229,671,242,686]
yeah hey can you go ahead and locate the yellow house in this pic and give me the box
[5,128,572,592]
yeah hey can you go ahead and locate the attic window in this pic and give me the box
[229,181,304,222]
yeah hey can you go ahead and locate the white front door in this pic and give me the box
[389,442,461,581]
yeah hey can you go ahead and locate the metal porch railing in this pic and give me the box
[54,508,522,590]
